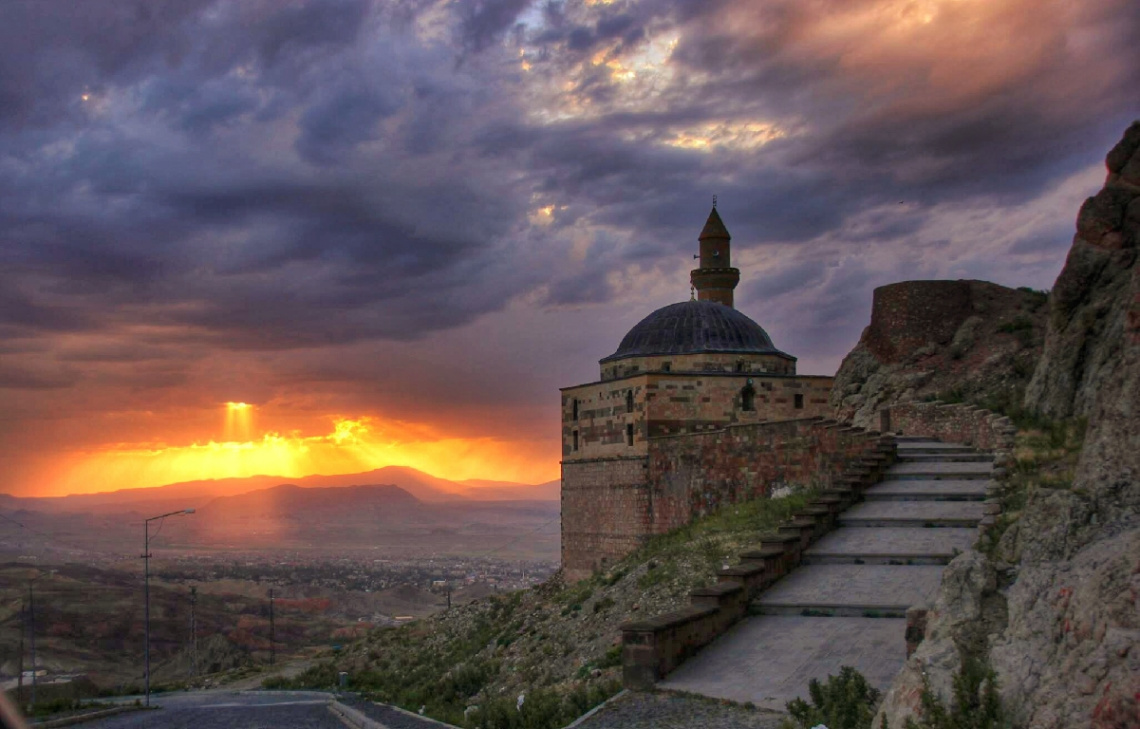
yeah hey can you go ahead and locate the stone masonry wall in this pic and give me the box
[601,351,794,381]
[646,418,878,534]
[646,374,832,437]
[886,401,1016,451]
[864,280,976,364]
[561,381,649,461]
[562,417,881,580]
[562,457,650,581]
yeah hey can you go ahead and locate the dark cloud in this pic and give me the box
[0,0,1137,491]
[459,0,534,53]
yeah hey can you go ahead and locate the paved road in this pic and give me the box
[84,691,346,729]
[572,691,785,729]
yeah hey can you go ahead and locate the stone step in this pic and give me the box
[658,615,907,711]
[897,452,994,463]
[893,436,939,442]
[839,500,985,528]
[896,441,974,453]
[865,479,989,502]
[802,527,975,565]
[886,461,993,480]
[751,564,943,618]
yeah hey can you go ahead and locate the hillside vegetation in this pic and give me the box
[272,488,816,727]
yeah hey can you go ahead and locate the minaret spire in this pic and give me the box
[689,205,740,307]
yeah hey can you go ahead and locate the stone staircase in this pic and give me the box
[657,436,991,711]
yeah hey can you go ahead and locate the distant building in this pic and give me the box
[560,207,835,579]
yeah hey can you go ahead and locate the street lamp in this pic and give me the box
[142,508,194,707]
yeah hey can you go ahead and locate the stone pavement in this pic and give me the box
[659,437,990,710]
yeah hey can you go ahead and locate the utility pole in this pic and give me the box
[28,581,37,709]
[142,508,195,707]
[189,587,197,678]
[16,600,23,706]
[268,588,275,666]
[446,583,451,610]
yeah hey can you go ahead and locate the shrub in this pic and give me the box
[902,656,1010,729]
[783,666,880,729]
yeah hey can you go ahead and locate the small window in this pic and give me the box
[741,384,756,411]
[662,362,671,372]
[625,391,634,413]
[735,361,746,373]
[794,393,804,410]
[572,398,579,421]
[626,424,634,446]
[572,430,579,451]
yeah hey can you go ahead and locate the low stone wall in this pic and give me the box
[883,401,1016,452]
[620,436,898,689]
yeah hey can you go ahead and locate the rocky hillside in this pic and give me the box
[831,279,1048,428]
[877,121,1140,729]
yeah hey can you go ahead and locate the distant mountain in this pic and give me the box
[459,479,561,501]
[6,466,559,514]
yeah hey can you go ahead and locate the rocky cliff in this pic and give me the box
[831,279,1047,428]
[877,122,1140,729]
[1025,121,1140,420]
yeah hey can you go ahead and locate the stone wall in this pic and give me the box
[885,401,1016,452]
[600,351,794,381]
[864,281,976,364]
[562,417,878,580]
[561,457,650,580]
[561,381,648,461]
[646,418,877,533]
[645,375,832,437]
[562,373,833,462]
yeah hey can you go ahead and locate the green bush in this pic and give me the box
[902,657,1010,729]
[783,666,880,729]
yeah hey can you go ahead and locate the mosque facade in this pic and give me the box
[559,208,835,579]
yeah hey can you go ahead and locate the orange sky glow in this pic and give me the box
[32,405,561,498]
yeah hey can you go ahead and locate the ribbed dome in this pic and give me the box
[600,300,787,363]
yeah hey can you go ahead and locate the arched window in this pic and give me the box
[626,390,634,413]
[741,383,756,412]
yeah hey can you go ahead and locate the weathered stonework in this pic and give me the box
[562,418,871,580]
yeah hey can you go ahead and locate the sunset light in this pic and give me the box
[39,416,559,498]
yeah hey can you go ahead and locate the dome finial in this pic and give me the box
[712,194,717,209]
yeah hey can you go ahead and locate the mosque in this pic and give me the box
[559,207,835,579]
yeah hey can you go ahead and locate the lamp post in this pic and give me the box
[143,508,194,707]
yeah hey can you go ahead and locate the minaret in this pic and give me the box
[690,205,740,308]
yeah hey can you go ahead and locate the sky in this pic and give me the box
[1,0,1138,498]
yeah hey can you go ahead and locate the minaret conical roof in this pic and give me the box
[699,207,730,240]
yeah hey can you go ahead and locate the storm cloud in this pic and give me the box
[0,0,1137,493]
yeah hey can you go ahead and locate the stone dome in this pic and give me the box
[600,300,789,363]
